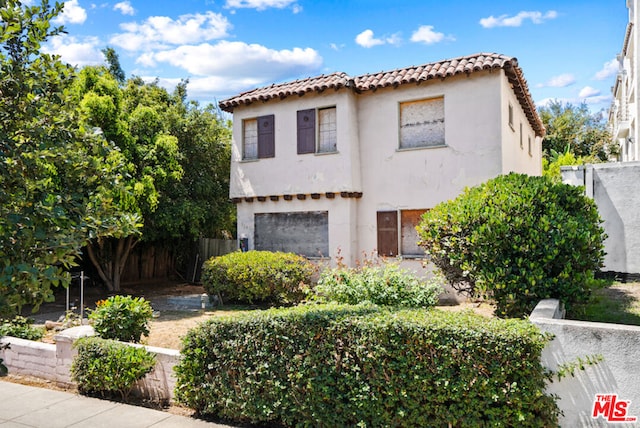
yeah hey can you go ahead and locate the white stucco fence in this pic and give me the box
[530,299,640,427]
[0,326,180,402]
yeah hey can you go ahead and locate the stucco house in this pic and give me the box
[220,52,544,267]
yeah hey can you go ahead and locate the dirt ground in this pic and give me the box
[30,279,496,350]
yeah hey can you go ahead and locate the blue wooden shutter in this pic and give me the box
[297,109,315,154]
[258,115,275,158]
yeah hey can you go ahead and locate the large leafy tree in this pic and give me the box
[76,65,233,291]
[74,68,183,291]
[538,100,612,161]
[145,83,234,241]
[0,0,139,315]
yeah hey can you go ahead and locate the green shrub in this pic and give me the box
[89,295,153,342]
[175,304,558,427]
[71,336,156,402]
[315,260,442,308]
[201,250,315,305]
[0,316,44,341]
[417,173,606,318]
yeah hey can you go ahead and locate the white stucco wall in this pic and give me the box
[500,72,543,176]
[354,72,504,255]
[230,90,361,198]
[531,299,640,427]
[561,162,640,275]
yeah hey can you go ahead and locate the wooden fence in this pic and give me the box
[121,238,236,284]
[186,238,238,283]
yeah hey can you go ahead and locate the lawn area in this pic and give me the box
[567,281,640,326]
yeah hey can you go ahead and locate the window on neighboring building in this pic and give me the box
[297,107,337,154]
[528,136,532,156]
[243,115,275,160]
[399,97,445,149]
[377,209,429,257]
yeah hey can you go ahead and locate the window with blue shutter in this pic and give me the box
[257,114,275,158]
[297,109,316,154]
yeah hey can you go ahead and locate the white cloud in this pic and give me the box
[537,93,612,109]
[146,41,322,81]
[480,10,557,28]
[43,35,104,67]
[355,30,384,48]
[114,1,135,16]
[582,94,612,105]
[110,12,231,51]
[594,58,619,80]
[224,0,300,11]
[355,29,401,48]
[184,75,266,100]
[579,86,601,98]
[53,0,87,25]
[537,73,576,88]
[410,25,453,45]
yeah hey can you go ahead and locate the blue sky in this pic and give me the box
[42,0,628,113]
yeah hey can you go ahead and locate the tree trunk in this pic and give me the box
[86,236,138,292]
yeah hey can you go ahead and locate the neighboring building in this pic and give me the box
[220,52,544,267]
[610,0,639,161]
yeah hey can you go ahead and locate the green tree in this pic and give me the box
[76,64,233,291]
[542,145,584,183]
[0,0,139,315]
[74,69,183,291]
[145,84,234,241]
[101,46,125,83]
[539,100,611,161]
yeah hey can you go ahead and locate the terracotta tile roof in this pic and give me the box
[219,52,544,136]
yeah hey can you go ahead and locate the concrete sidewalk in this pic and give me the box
[0,380,232,428]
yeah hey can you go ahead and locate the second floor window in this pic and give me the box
[399,97,445,149]
[243,115,275,160]
[297,107,337,154]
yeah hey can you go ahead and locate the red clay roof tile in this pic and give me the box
[219,52,544,136]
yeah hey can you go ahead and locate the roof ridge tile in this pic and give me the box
[218,52,543,136]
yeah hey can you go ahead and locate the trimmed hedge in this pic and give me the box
[417,173,605,318]
[89,295,153,343]
[201,250,315,304]
[175,304,558,427]
[71,336,156,402]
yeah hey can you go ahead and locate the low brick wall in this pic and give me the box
[531,299,640,427]
[1,338,59,383]
[0,326,180,401]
